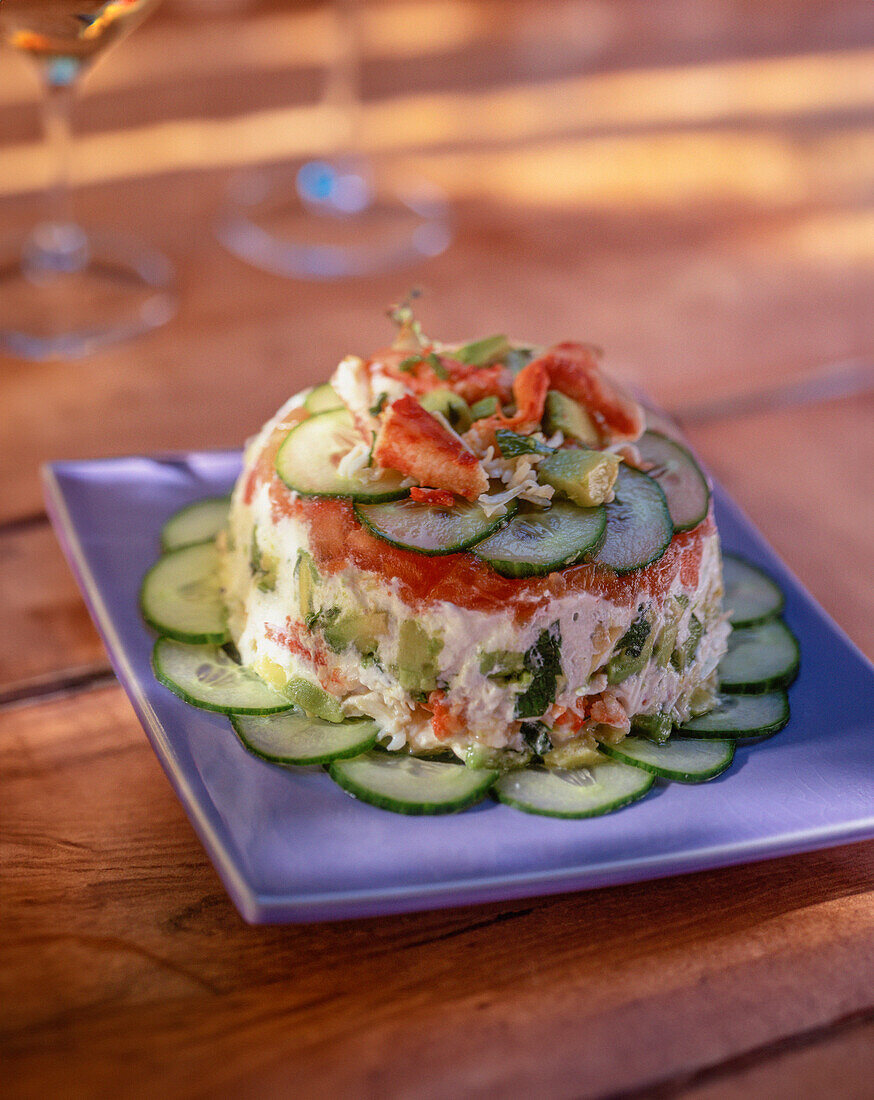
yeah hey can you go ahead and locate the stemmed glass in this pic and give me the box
[0,0,175,359]
[218,0,452,280]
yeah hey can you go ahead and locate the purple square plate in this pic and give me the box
[44,453,874,923]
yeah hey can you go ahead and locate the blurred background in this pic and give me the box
[1,0,873,649]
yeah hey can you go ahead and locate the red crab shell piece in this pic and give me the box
[374,395,488,502]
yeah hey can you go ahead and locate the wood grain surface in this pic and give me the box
[1,1,872,1097]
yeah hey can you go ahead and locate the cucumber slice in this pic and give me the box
[474,501,606,578]
[719,618,800,693]
[354,497,515,556]
[493,761,653,818]
[153,638,294,715]
[589,465,673,574]
[328,752,498,815]
[600,736,735,782]
[722,554,785,627]
[275,408,409,502]
[140,542,229,644]
[678,691,789,739]
[231,711,378,765]
[161,496,230,552]
[304,383,344,414]
[634,431,711,531]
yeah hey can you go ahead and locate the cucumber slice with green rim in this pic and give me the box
[153,638,294,714]
[678,691,789,739]
[275,408,409,502]
[140,542,229,644]
[589,465,673,574]
[474,501,606,578]
[493,761,653,818]
[600,736,735,782]
[304,383,344,414]
[354,497,516,556]
[719,618,800,693]
[634,431,711,531]
[161,496,230,552]
[722,554,785,627]
[231,711,378,765]
[328,752,498,815]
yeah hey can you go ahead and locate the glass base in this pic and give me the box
[217,160,452,280]
[0,225,176,361]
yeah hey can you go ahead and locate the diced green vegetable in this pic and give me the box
[284,677,345,723]
[469,395,500,420]
[396,621,444,695]
[539,448,621,507]
[494,429,552,458]
[607,611,654,684]
[631,711,674,744]
[420,388,473,432]
[454,334,511,366]
[543,390,599,445]
[295,550,319,625]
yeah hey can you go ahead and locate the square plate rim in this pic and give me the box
[41,453,874,923]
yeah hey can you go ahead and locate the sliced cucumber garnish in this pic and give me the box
[304,383,344,414]
[140,542,229,644]
[231,711,378,765]
[275,408,409,502]
[493,761,653,818]
[722,554,785,627]
[600,736,735,782]
[678,691,789,739]
[161,496,230,552]
[354,496,515,556]
[590,465,673,574]
[634,431,710,531]
[474,501,606,578]
[153,638,294,715]
[328,752,498,815]
[719,618,800,693]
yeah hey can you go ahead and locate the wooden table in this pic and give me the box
[3,2,873,1096]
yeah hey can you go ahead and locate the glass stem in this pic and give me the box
[325,0,363,161]
[24,79,88,278]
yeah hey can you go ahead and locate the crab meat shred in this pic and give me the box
[374,395,488,501]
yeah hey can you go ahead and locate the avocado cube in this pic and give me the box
[543,390,600,445]
[469,395,500,420]
[396,621,444,695]
[420,389,473,432]
[323,611,388,657]
[538,448,620,507]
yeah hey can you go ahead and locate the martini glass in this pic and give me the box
[0,0,175,360]
[218,0,452,280]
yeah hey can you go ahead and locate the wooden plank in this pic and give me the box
[0,521,109,701]
[1,686,873,1098]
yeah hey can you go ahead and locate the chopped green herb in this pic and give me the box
[494,428,553,458]
[398,355,422,373]
[426,352,449,380]
[514,622,562,719]
[521,721,553,756]
[369,392,388,415]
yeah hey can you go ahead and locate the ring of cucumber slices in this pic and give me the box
[722,554,785,627]
[718,618,800,694]
[160,496,230,552]
[275,408,410,502]
[140,542,229,644]
[493,761,654,818]
[678,691,789,739]
[473,501,607,577]
[153,638,294,715]
[599,736,735,783]
[355,496,517,556]
[231,711,378,765]
[329,752,499,815]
